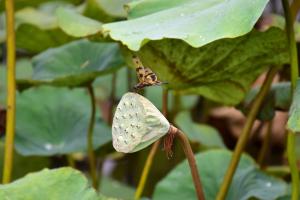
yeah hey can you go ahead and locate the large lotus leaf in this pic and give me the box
[175,111,225,148]
[287,79,300,132]
[241,82,291,121]
[15,86,111,156]
[17,39,124,89]
[102,0,269,51]
[0,168,100,200]
[131,27,288,105]
[0,140,49,181]
[153,149,288,200]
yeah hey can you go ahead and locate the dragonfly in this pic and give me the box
[132,55,165,90]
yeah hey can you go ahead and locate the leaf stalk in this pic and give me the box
[87,85,98,189]
[2,0,16,184]
[216,66,278,200]
[282,0,300,199]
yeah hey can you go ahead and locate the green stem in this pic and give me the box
[87,85,98,189]
[282,0,299,89]
[67,155,76,168]
[2,0,16,184]
[134,140,160,200]
[134,89,168,200]
[216,67,278,200]
[282,0,299,199]
[257,121,272,167]
[288,130,299,200]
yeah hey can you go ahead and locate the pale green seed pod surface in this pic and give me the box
[112,92,170,153]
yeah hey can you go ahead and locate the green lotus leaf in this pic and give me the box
[57,7,103,37]
[4,4,75,52]
[83,0,131,23]
[0,168,100,200]
[153,149,288,200]
[175,111,225,148]
[103,0,269,51]
[17,39,124,89]
[132,27,288,105]
[0,0,82,12]
[15,86,111,156]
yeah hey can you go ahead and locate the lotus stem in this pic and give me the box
[282,0,299,199]
[257,121,272,167]
[216,66,278,200]
[175,126,205,200]
[87,85,98,189]
[108,72,117,125]
[2,0,16,184]
[134,89,168,200]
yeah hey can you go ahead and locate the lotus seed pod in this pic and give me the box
[112,92,170,153]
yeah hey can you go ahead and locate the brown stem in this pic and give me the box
[87,85,98,189]
[174,126,205,200]
[162,88,168,116]
[108,72,117,125]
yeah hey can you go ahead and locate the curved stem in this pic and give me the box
[87,85,98,189]
[216,67,278,200]
[257,121,272,167]
[134,88,168,200]
[2,0,16,184]
[176,127,205,200]
[282,0,299,199]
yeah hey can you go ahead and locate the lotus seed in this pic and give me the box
[130,134,135,139]
[118,136,123,141]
